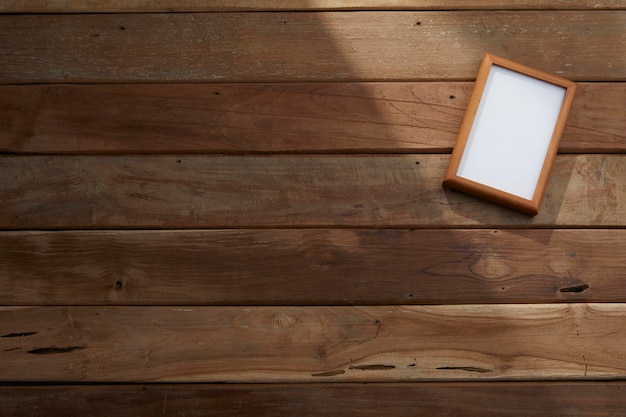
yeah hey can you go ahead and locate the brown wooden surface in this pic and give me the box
[1,304,624,382]
[1,154,624,229]
[2,0,625,12]
[2,382,626,417]
[1,83,624,154]
[1,2,625,414]
[1,229,623,305]
[1,12,625,84]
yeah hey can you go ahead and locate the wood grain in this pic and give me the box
[1,12,625,83]
[2,0,625,13]
[1,83,623,154]
[2,382,626,417]
[1,1,625,413]
[1,304,625,382]
[1,154,624,229]
[1,229,623,305]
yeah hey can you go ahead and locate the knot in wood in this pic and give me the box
[272,313,297,329]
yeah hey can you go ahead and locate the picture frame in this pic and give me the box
[442,54,577,216]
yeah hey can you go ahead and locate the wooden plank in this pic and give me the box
[1,304,625,382]
[1,229,624,306]
[2,0,625,13]
[562,82,626,153]
[0,154,624,229]
[2,382,626,417]
[0,83,465,154]
[1,83,623,154]
[1,12,624,83]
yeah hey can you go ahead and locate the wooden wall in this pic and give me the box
[1,1,625,415]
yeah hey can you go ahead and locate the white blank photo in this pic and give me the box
[456,65,566,200]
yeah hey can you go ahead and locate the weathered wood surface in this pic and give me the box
[1,12,625,84]
[1,229,622,305]
[1,2,625,412]
[1,154,623,229]
[1,83,624,154]
[2,382,626,417]
[1,304,625,382]
[2,0,625,12]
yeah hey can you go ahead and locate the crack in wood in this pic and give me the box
[1,331,37,338]
[437,366,493,373]
[374,319,381,339]
[311,369,345,377]
[27,346,85,355]
[560,284,590,293]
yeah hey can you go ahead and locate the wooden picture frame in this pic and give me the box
[442,54,577,216]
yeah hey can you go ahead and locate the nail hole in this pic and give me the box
[114,281,123,291]
[119,26,126,30]
[449,95,456,99]
[416,21,422,26]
